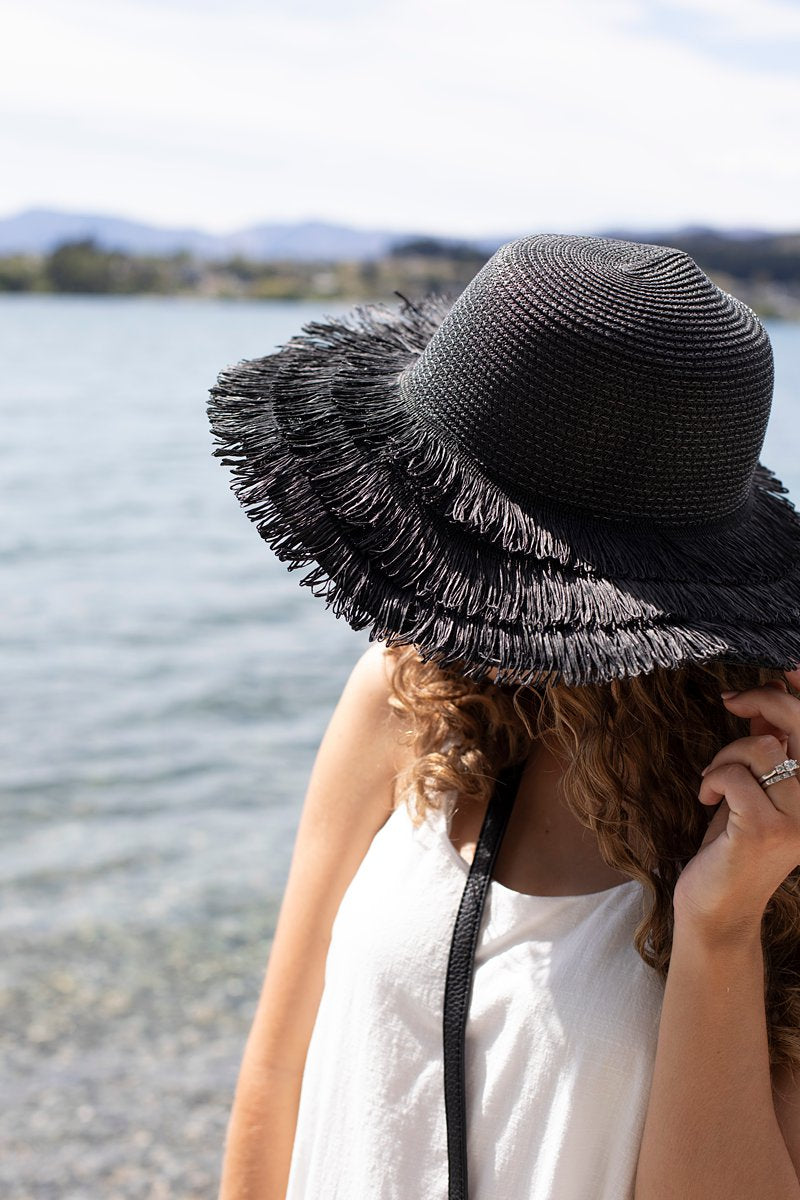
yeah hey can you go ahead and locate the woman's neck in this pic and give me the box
[449,739,633,896]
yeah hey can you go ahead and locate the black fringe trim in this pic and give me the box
[207,295,800,686]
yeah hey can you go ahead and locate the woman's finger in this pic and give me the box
[701,733,800,818]
[698,762,800,851]
[747,680,792,743]
[721,686,800,760]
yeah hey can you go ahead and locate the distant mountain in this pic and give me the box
[0,208,510,261]
[596,223,775,244]
[0,207,788,262]
[0,209,221,257]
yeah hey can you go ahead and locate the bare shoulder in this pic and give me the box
[239,639,416,1076]
[314,638,414,809]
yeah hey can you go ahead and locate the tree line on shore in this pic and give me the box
[1,232,799,318]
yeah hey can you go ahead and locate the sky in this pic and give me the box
[1,0,799,238]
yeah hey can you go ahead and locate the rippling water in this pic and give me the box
[2,296,799,1198]
[2,295,372,934]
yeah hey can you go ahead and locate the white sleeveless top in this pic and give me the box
[284,794,666,1200]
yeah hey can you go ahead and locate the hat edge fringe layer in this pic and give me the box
[208,335,800,630]
[207,354,800,686]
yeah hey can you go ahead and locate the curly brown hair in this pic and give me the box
[385,642,800,1072]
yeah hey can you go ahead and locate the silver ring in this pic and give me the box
[758,758,800,788]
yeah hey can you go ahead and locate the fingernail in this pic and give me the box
[700,766,709,775]
[720,690,739,699]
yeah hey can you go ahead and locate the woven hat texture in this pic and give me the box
[207,233,800,687]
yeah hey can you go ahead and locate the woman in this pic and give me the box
[207,234,800,1199]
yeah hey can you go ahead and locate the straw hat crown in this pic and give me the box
[397,235,774,525]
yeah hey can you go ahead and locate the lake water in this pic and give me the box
[2,296,799,1198]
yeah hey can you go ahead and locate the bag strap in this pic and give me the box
[442,760,525,1200]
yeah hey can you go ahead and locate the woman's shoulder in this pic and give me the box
[345,638,399,699]
[342,640,417,798]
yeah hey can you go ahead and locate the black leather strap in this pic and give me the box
[442,760,525,1200]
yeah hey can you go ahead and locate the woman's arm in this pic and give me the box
[636,675,800,1200]
[218,641,413,1200]
[634,916,800,1200]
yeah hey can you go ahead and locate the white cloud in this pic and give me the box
[0,0,797,235]
[663,0,800,38]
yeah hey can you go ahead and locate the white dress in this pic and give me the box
[284,793,666,1199]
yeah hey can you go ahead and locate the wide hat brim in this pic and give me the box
[207,294,800,688]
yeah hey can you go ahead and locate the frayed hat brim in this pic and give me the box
[207,295,800,687]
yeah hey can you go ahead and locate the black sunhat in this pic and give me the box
[206,233,800,688]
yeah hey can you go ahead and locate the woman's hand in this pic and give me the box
[672,666,800,942]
